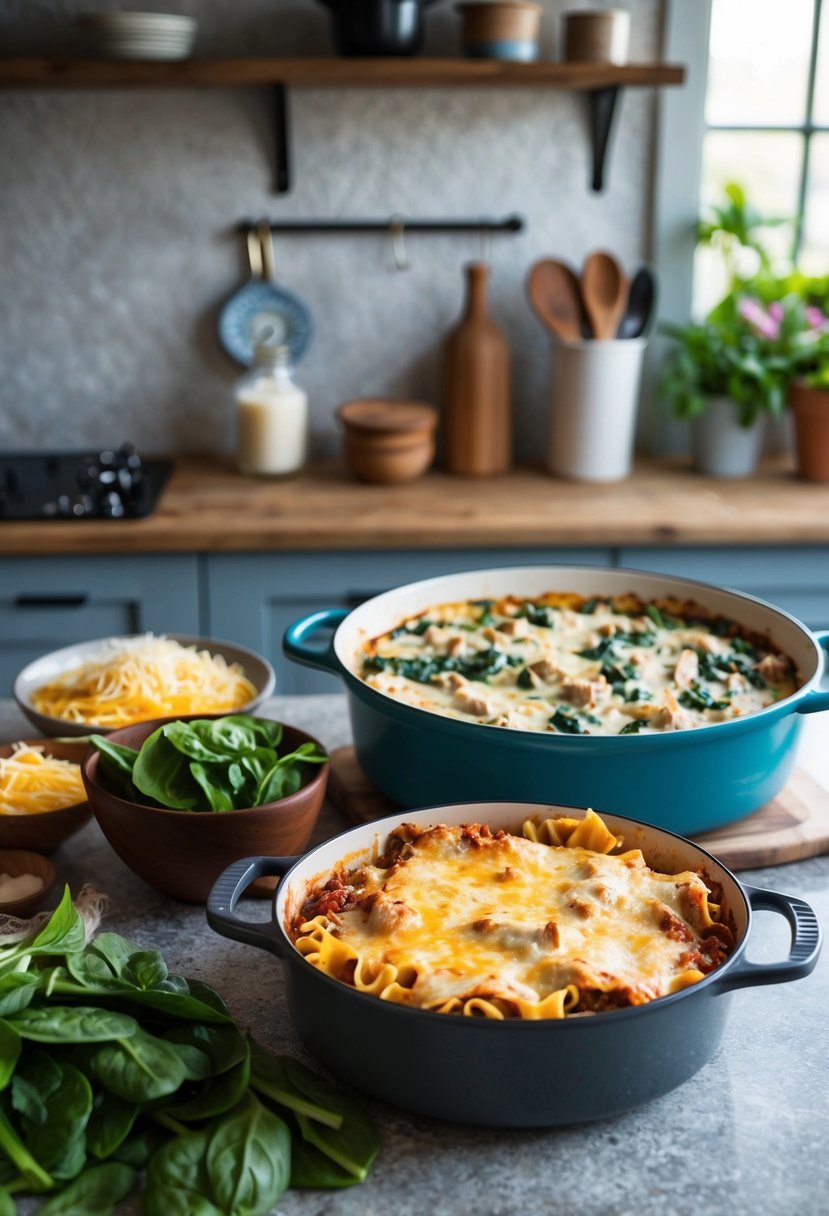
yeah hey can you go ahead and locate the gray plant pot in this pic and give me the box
[692,395,766,478]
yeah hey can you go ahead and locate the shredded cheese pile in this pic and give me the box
[0,744,85,815]
[29,635,258,727]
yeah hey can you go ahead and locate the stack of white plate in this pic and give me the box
[75,11,198,60]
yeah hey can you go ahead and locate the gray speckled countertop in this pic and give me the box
[4,696,828,1216]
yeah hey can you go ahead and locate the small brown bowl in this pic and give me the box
[338,398,438,484]
[81,716,329,904]
[0,739,92,851]
[0,849,57,917]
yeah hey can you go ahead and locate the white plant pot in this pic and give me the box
[692,396,766,478]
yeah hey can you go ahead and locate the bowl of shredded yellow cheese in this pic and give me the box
[14,634,275,738]
[0,740,92,850]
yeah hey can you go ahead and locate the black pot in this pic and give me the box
[207,802,822,1128]
[318,0,439,56]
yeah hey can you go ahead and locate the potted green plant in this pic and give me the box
[661,184,829,478]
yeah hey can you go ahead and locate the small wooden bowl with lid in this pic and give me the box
[337,399,438,484]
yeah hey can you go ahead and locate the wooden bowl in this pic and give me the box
[81,716,329,904]
[0,849,56,917]
[338,398,438,484]
[0,740,92,851]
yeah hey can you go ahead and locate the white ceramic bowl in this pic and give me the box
[14,634,275,738]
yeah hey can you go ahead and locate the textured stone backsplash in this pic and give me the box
[0,0,662,460]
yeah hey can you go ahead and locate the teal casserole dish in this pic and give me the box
[283,566,829,834]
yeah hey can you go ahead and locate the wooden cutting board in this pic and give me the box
[327,747,829,872]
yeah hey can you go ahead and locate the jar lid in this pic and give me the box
[337,399,438,434]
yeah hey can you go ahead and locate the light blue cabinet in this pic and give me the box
[617,547,829,631]
[0,555,201,695]
[2,544,826,698]
[205,548,615,694]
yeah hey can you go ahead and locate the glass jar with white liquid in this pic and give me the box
[235,344,309,476]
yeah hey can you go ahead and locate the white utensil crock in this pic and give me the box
[547,336,647,481]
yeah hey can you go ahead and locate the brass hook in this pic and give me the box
[258,219,276,282]
[389,214,410,271]
[246,227,264,279]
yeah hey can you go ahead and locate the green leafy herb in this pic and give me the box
[678,681,731,712]
[90,715,327,814]
[549,708,597,734]
[516,602,558,629]
[0,894,379,1214]
[619,721,643,734]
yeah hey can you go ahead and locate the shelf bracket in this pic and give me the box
[273,82,291,194]
[587,85,620,192]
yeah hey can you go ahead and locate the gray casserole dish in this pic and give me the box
[207,802,821,1128]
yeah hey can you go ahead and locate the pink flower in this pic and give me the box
[768,301,784,322]
[738,296,780,339]
[805,306,828,331]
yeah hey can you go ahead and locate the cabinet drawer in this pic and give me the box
[0,555,201,695]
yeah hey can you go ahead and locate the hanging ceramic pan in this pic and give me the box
[218,224,313,367]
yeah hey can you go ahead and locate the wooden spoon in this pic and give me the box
[581,251,629,340]
[527,259,586,343]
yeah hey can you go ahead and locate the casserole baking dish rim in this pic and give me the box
[208,798,821,1027]
[284,562,829,737]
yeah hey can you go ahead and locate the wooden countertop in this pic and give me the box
[1,454,827,555]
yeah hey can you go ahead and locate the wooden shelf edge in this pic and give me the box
[0,56,686,90]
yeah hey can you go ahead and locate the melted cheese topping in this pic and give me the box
[290,815,732,1019]
[30,635,258,727]
[359,592,798,736]
[0,744,85,815]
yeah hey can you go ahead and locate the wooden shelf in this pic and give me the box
[0,57,684,90]
[0,56,686,194]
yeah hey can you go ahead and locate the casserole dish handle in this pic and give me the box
[283,608,349,675]
[713,885,822,992]
[796,630,829,715]
[206,857,293,956]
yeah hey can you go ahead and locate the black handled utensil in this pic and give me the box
[617,265,657,339]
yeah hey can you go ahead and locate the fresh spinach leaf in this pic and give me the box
[619,721,643,734]
[120,951,168,993]
[0,1025,20,1091]
[0,974,41,1019]
[0,1106,53,1191]
[110,1124,167,1169]
[188,762,238,812]
[161,723,232,764]
[87,737,138,777]
[164,1054,251,1123]
[205,1095,291,1216]
[143,1127,218,1216]
[23,1061,92,1180]
[294,1101,379,1184]
[10,1051,62,1125]
[163,1025,248,1083]
[36,1161,136,1216]
[289,1134,364,1188]
[132,729,201,810]
[86,1093,139,1162]
[91,1030,187,1102]
[8,1008,138,1045]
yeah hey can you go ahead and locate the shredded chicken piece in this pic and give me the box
[673,648,699,690]
[497,617,530,638]
[433,671,467,692]
[652,689,694,731]
[446,635,468,658]
[528,658,561,683]
[697,633,728,655]
[560,675,610,709]
[755,653,792,684]
[454,685,496,717]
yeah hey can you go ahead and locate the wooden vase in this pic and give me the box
[441,262,512,476]
[789,381,829,482]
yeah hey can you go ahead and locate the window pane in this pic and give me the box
[706,0,814,125]
[801,135,829,274]
[693,132,804,317]
[813,4,829,124]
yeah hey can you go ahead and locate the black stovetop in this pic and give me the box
[0,445,173,521]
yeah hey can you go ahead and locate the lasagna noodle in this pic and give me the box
[290,815,732,1020]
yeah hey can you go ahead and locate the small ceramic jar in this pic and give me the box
[456,2,542,62]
